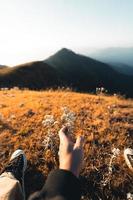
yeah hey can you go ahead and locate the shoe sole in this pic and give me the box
[124,148,133,172]
[10,149,27,200]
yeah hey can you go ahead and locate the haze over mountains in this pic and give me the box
[89,47,133,75]
[0,48,133,97]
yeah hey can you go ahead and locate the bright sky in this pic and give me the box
[0,0,133,66]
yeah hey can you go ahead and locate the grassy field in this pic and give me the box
[0,88,133,199]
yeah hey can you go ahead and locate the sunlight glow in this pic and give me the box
[0,0,133,66]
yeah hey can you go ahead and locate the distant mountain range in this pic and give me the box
[89,47,133,66]
[89,47,133,75]
[0,48,133,97]
[109,63,133,76]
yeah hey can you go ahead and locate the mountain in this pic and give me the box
[45,48,133,97]
[89,47,133,66]
[109,63,133,76]
[88,47,133,75]
[0,48,133,97]
[0,61,59,89]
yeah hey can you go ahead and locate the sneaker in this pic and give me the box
[124,148,133,173]
[1,149,27,199]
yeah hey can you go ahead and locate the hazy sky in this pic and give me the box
[0,0,133,66]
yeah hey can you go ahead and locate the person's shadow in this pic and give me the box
[79,170,133,200]
[24,163,46,199]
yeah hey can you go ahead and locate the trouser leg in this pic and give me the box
[0,172,24,200]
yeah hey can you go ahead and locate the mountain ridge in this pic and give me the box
[45,48,133,97]
[0,48,133,97]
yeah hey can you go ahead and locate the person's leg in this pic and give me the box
[0,149,27,200]
[0,172,23,200]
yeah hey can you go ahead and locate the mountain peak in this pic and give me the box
[55,48,76,56]
[45,48,77,61]
[60,48,73,52]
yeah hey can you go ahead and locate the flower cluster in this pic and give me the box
[108,148,120,173]
[42,115,58,153]
[101,148,120,186]
[127,193,133,200]
[96,87,108,95]
[42,115,56,127]
[42,130,58,154]
[42,107,76,152]
[12,86,19,90]
[0,87,9,91]
[61,106,76,133]
[112,148,120,158]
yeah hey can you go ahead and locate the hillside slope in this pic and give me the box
[109,63,133,76]
[0,61,59,89]
[45,48,133,97]
[0,48,133,97]
[0,89,133,199]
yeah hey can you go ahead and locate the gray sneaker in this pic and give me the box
[124,148,133,173]
[1,149,27,199]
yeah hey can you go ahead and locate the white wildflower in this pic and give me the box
[13,86,19,90]
[42,107,76,152]
[107,105,111,109]
[127,193,133,200]
[101,87,105,92]
[108,148,120,172]
[42,115,55,127]
[61,107,76,133]
[96,87,107,95]
[1,87,8,91]
[61,107,76,124]
[42,130,57,153]
[112,148,120,158]
[101,148,120,186]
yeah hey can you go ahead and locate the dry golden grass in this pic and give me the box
[0,88,133,199]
